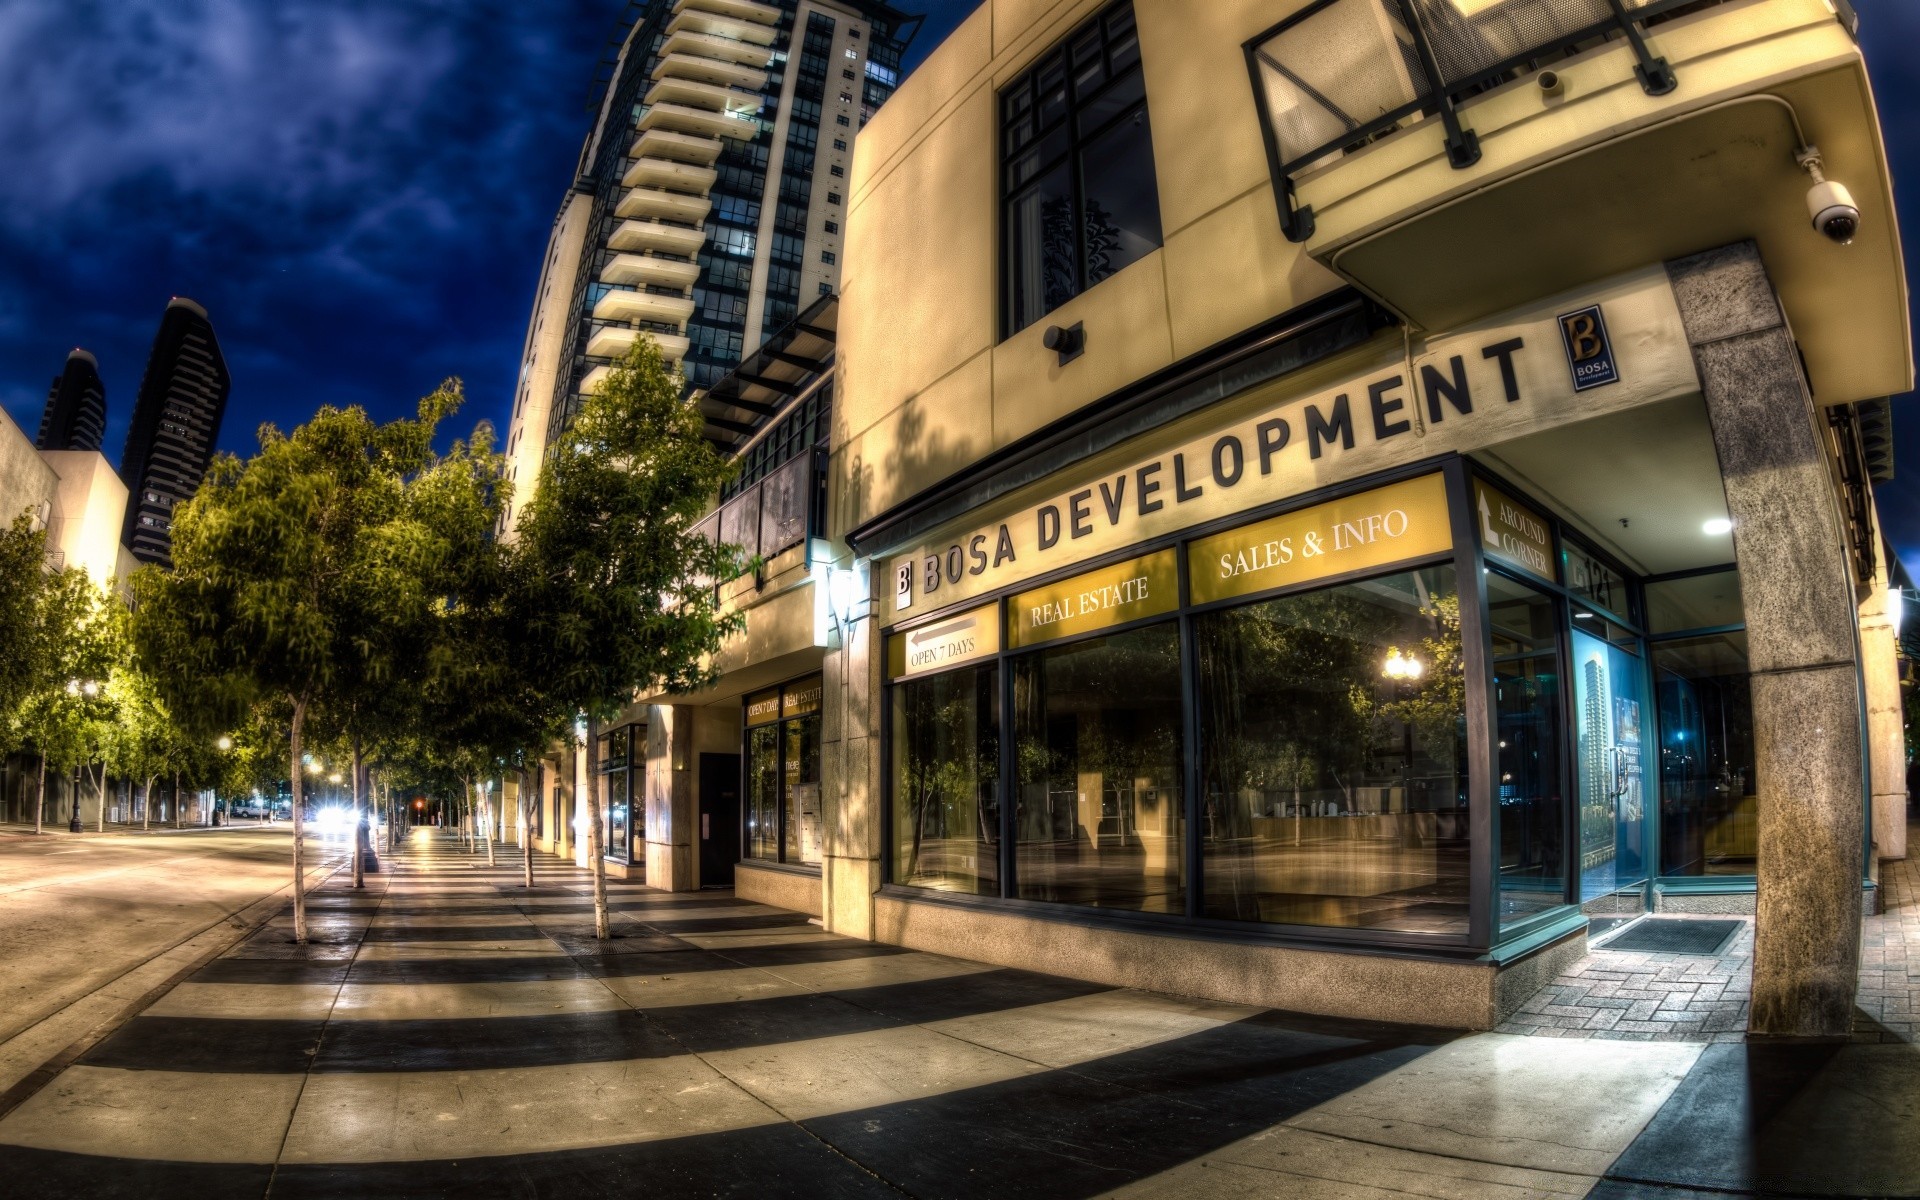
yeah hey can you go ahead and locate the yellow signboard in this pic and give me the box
[1008,549,1179,649]
[887,604,1000,680]
[1188,474,1453,605]
[782,676,823,719]
[745,689,781,727]
[1472,478,1554,581]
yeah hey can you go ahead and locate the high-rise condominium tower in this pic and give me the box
[119,297,230,566]
[37,349,107,453]
[500,0,915,531]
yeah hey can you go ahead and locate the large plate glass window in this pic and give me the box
[742,678,824,867]
[1001,1,1160,337]
[1647,569,1754,877]
[1195,565,1469,933]
[1488,571,1566,928]
[889,606,1001,895]
[598,726,640,864]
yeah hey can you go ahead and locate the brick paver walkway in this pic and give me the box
[1501,821,1920,1043]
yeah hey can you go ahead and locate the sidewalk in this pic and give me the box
[0,828,1911,1198]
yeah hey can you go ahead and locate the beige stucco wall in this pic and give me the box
[0,405,57,535]
[41,450,128,588]
[835,0,1352,539]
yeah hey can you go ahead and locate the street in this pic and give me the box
[0,827,1913,1198]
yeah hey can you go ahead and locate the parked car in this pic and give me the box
[232,801,272,819]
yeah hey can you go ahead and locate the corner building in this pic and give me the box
[567,0,1911,1037]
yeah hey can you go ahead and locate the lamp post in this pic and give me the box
[66,678,98,833]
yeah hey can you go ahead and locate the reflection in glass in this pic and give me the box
[892,665,1000,894]
[1489,574,1566,925]
[1564,541,1630,622]
[784,714,823,866]
[1646,570,1742,635]
[608,771,629,862]
[1655,632,1756,876]
[1013,623,1184,913]
[1079,107,1160,288]
[746,724,780,861]
[1197,567,1468,933]
[1573,623,1649,900]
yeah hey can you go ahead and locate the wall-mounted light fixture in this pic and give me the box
[1043,322,1084,366]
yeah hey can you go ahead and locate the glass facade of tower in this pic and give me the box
[544,0,914,440]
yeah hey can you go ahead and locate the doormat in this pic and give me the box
[1601,918,1743,956]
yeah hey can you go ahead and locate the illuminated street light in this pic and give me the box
[1382,649,1424,681]
[216,735,232,751]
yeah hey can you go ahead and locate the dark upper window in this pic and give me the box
[821,250,836,264]
[835,114,851,126]
[833,138,846,150]
[830,164,845,177]
[823,220,839,233]
[1000,0,1159,338]
[827,191,841,205]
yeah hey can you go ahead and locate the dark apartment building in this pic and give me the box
[37,349,107,453]
[119,297,230,566]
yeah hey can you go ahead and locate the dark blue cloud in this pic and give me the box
[0,0,610,464]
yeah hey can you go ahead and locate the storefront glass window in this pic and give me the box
[598,726,639,862]
[1012,622,1184,914]
[891,664,1000,895]
[784,714,823,865]
[1646,571,1743,634]
[1564,540,1632,624]
[1654,630,1756,876]
[746,723,780,861]
[1488,573,1566,925]
[1195,567,1469,933]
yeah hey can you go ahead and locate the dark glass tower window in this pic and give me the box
[1001,1,1160,337]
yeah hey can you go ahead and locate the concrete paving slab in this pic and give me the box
[702,1024,1049,1120]
[1106,1124,1596,1198]
[0,1064,303,1162]
[927,987,1266,1067]
[143,981,341,1021]
[1285,1032,1702,1176]
[329,978,630,1021]
[281,1055,786,1162]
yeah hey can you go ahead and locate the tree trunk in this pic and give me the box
[143,777,155,832]
[583,717,609,939]
[34,754,45,835]
[351,735,365,889]
[172,770,180,830]
[289,697,310,944]
[482,778,496,867]
[520,767,534,889]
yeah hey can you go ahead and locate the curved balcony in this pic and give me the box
[660,29,773,69]
[600,252,701,290]
[608,217,707,256]
[592,288,697,326]
[631,127,724,167]
[615,186,711,223]
[645,75,760,117]
[622,156,717,194]
[674,0,781,27]
[582,328,691,373]
[639,101,750,141]
[652,51,765,92]
[667,9,779,47]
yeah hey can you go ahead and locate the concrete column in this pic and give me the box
[822,581,882,939]
[644,704,698,890]
[1859,531,1908,867]
[1667,242,1865,1038]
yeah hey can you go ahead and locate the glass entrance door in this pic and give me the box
[1572,621,1649,902]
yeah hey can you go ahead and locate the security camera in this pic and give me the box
[1797,147,1859,244]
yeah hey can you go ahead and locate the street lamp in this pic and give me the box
[65,678,100,832]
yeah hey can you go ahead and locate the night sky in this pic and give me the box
[2,0,1917,569]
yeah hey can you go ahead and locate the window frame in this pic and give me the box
[998,0,1159,339]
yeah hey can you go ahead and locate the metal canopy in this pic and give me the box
[696,293,837,454]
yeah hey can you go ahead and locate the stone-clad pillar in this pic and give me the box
[1858,528,1908,869]
[644,705,698,890]
[822,568,882,939]
[1666,242,1865,1038]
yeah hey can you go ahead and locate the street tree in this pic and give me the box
[512,337,744,938]
[131,390,458,942]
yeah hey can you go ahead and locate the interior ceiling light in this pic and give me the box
[1703,517,1734,536]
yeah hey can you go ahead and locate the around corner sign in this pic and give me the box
[1558,304,1618,392]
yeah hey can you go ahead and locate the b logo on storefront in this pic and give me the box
[1558,304,1619,392]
